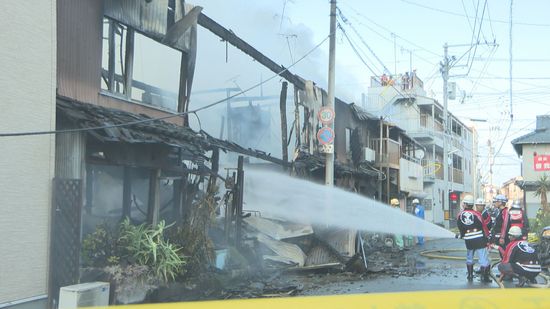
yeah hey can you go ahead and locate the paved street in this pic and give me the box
[298,238,501,296]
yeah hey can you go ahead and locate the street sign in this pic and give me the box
[317,127,335,145]
[318,107,335,124]
[319,144,334,154]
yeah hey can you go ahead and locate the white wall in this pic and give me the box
[0,1,56,305]
[521,144,550,219]
[399,158,423,193]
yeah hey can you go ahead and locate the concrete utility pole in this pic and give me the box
[442,43,450,227]
[325,0,336,186]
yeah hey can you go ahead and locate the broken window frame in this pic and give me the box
[100,17,182,112]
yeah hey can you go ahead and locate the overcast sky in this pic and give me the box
[187,0,550,187]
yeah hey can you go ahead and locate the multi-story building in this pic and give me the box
[512,115,550,218]
[0,2,56,308]
[364,74,479,227]
[501,176,525,206]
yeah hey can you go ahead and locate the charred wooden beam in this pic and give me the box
[107,21,116,91]
[122,166,132,218]
[235,156,244,249]
[178,52,189,126]
[123,29,135,97]
[197,13,305,90]
[279,82,289,169]
[147,169,161,225]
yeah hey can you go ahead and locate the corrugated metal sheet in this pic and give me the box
[57,98,288,166]
[104,0,195,52]
[55,132,86,179]
[57,0,103,104]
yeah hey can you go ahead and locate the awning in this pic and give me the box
[57,98,288,166]
[407,191,429,199]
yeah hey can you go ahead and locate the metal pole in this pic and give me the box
[442,43,450,227]
[325,0,336,187]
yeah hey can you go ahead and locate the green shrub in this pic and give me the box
[119,218,186,283]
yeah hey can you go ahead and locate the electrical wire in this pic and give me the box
[337,8,391,74]
[0,35,330,138]
[398,0,550,27]
[339,2,441,58]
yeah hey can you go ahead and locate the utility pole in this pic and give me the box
[441,43,450,227]
[325,0,336,186]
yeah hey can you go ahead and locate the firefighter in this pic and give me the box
[475,198,492,231]
[455,195,492,282]
[390,198,404,251]
[490,194,508,252]
[539,226,550,269]
[497,226,541,286]
[412,198,425,245]
[502,201,529,241]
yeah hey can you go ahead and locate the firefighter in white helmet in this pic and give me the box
[390,198,404,251]
[497,226,541,285]
[412,198,425,245]
[456,194,491,282]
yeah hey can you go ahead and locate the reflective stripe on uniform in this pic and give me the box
[516,262,542,273]
[463,230,484,240]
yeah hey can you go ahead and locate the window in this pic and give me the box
[345,128,352,154]
[452,154,462,170]
[451,120,462,136]
[101,18,181,111]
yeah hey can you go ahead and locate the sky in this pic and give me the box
[184,0,550,188]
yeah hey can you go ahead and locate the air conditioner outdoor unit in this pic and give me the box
[59,282,110,309]
[362,147,376,162]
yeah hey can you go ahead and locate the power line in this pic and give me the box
[399,0,550,27]
[339,2,441,58]
[0,35,330,138]
[336,7,391,74]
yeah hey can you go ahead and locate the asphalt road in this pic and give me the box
[299,238,502,295]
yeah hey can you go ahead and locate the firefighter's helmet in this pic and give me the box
[390,198,399,206]
[508,226,522,237]
[463,195,475,206]
[494,194,507,203]
[475,198,485,206]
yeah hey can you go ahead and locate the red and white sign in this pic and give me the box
[317,127,335,145]
[318,107,335,124]
[534,155,550,171]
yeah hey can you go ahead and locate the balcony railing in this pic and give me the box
[452,167,464,184]
[419,114,444,132]
[370,138,400,166]
[422,159,443,180]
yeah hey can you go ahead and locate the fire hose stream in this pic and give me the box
[419,249,550,289]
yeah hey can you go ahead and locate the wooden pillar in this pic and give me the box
[107,20,116,91]
[123,29,135,98]
[279,82,289,170]
[122,166,132,219]
[208,148,220,193]
[235,156,244,248]
[294,86,301,148]
[177,52,189,126]
[147,169,161,225]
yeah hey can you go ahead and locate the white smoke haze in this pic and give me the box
[245,169,456,239]
[188,1,362,141]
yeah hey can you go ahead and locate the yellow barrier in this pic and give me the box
[98,289,550,309]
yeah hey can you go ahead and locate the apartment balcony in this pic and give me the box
[422,159,443,183]
[452,167,464,184]
[369,138,400,169]
[400,154,423,193]
[408,114,444,143]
